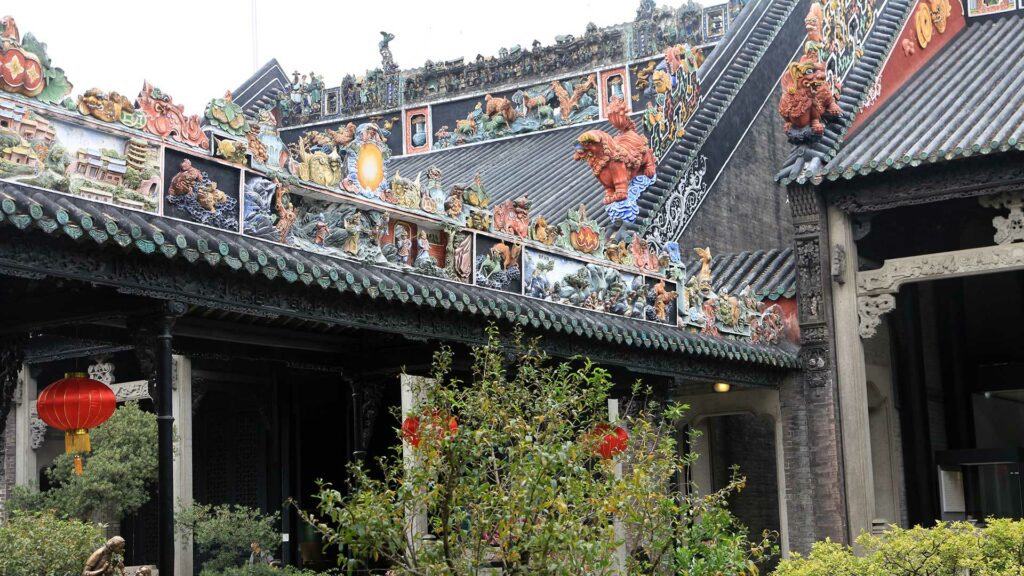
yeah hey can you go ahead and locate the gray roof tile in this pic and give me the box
[824,14,1024,179]
[776,0,916,185]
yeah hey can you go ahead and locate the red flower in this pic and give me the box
[402,411,458,448]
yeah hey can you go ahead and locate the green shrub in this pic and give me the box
[8,402,158,523]
[0,510,105,576]
[980,518,1024,576]
[202,565,330,576]
[774,519,1024,576]
[177,502,281,573]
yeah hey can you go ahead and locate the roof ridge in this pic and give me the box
[0,181,798,368]
[775,0,917,185]
[640,0,803,241]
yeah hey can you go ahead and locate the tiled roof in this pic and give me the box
[824,14,1024,180]
[390,121,633,229]
[0,181,799,369]
[391,0,801,237]
[775,0,916,185]
[682,248,796,300]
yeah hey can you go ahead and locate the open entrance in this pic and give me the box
[888,270,1024,524]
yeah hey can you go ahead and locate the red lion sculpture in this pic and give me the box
[573,98,656,204]
[778,57,841,136]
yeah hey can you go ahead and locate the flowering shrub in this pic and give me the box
[298,326,776,575]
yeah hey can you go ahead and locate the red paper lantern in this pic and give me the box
[402,416,422,448]
[402,412,458,448]
[592,423,629,460]
[36,372,117,474]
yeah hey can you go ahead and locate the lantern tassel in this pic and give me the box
[73,454,83,476]
[64,429,91,454]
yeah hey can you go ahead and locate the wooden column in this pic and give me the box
[171,356,193,576]
[827,205,875,542]
[155,309,177,576]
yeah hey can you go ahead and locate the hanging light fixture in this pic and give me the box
[36,372,116,475]
[713,382,731,393]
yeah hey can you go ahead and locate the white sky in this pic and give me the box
[9,0,647,113]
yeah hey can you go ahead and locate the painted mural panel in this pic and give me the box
[523,248,677,325]
[163,149,239,231]
[242,174,456,280]
[430,73,599,150]
[967,0,1015,15]
[820,0,878,98]
[474,234,522,293]
[632,45,702,159]
[0,98,161,213]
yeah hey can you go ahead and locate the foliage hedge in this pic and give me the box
[0,510,105,576]
[773,519,1024,576]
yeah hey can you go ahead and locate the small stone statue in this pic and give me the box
[82,536,125,576]
[248,541,280,566]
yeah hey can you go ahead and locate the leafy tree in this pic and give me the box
[176,502,280,573]
[44,142,70,174]
[0,510,105,576]
[0,129,21,149]
[300,326,775,575]
[9,402,158,523]
[122,166,142,189]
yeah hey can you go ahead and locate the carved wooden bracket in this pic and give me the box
[855,242,1024,338]
[857,295,895,339]
[28,401,46,450]
[979,191,1024,245]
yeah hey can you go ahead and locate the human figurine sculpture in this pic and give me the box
[414,230,437,268]
[82,536,125,576]
[248,541,280,566]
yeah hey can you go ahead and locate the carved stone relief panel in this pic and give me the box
[857,294,895,339]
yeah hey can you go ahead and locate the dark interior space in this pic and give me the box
[891,271,1024,526]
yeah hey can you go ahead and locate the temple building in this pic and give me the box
[0,0,1022,574]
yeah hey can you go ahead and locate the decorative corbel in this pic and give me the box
[88,358,115,385]
[29,401,47,450]
[979,191,1024,245]
[857,294,896,339]
[831,243,847,285]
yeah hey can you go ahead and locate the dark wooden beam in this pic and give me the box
[827,152,1024,214]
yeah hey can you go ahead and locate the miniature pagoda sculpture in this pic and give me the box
[778,2,842,143]
[573,98,656,239]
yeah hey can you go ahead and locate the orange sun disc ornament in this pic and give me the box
[36,372,117,474]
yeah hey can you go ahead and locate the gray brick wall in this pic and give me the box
[707,414,781,540]
[0,409,15,519]
[779,373,847,553]
[677,93,794,254]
